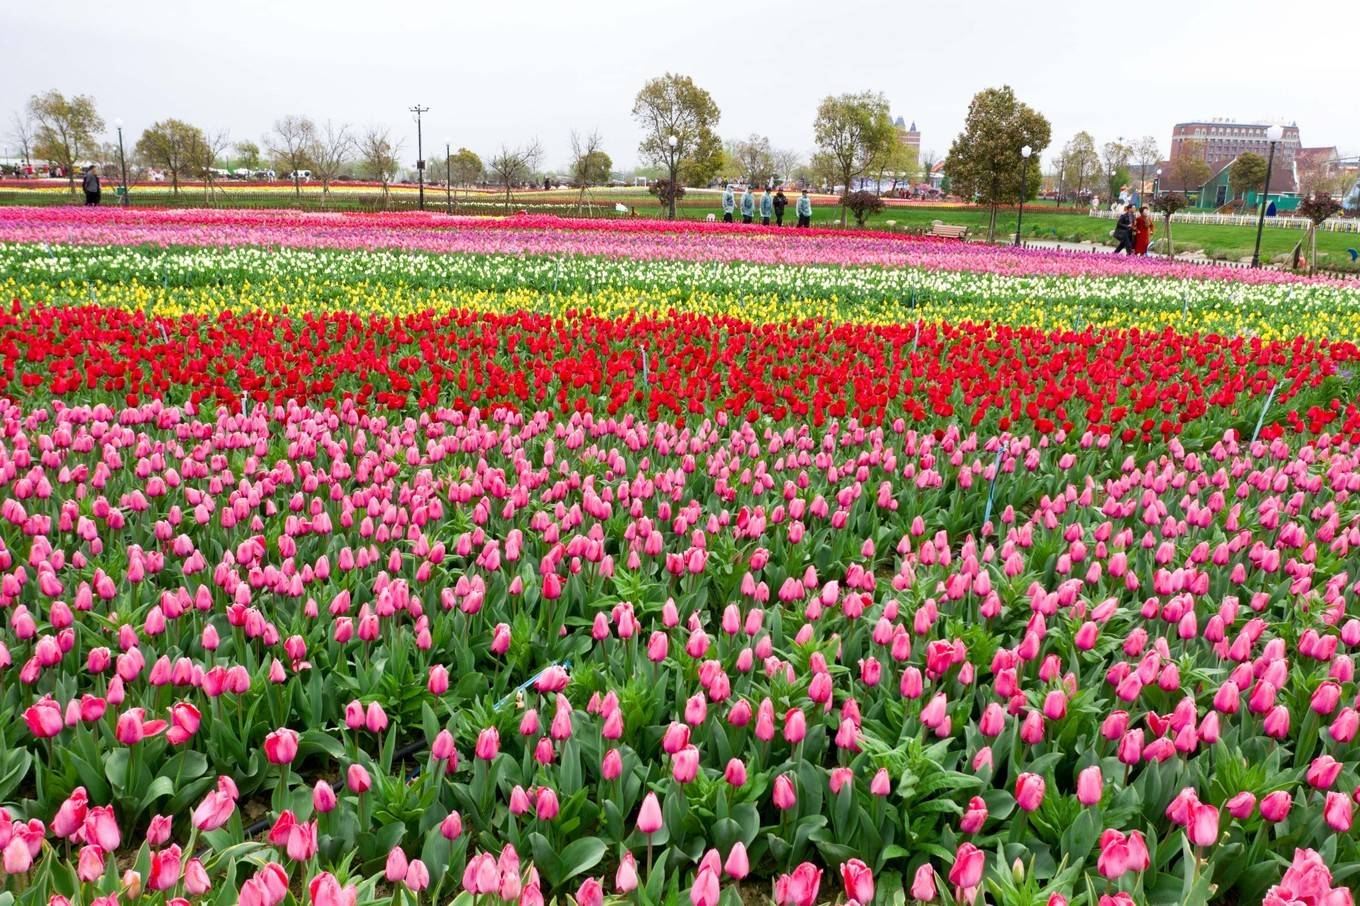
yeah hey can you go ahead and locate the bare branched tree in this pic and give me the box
[487,140,543,209]
[771,148,802,187]
[265,115,317,198]
[309,121,354,206]
[568,130,611,215]
[194,129,232,204]
[358,127,401,207]
[8,112,34,168]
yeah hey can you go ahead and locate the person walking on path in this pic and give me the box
[740,186,755,224]
[1133,206,1153,256]
[759,187,773,226]
[772,189,787,226]
[795,189,812,227]
[721,185,735,223]
[1112,204,1135,255]
[81,165,101,206]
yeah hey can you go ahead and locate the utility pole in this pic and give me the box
[410,105,429,211]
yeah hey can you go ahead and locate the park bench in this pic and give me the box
[929,221,969,240]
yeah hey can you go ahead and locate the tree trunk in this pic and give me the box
[987,204,997,243]
[1164,214,1174,260]
[839,167,850,227]
[1310,223,1317,275]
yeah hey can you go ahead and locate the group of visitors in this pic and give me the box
[1112,203,1153,256]
[721,185,813,228]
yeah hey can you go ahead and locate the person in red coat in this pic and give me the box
[1133,206,1154,255]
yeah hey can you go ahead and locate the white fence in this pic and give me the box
[1088,210,1360,233]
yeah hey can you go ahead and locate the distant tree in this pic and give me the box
[1169,142,1212,203]
[876,140,918,194]
[1101,139,1132,202]
[192,129,232,203]
[488,141,543,208]
[841,190,884,227]
[943,85,1051,240]
[7,112,34,167]
[632,73,722,219]
[265,115,317,197]
[814,91,896,225]
[568,130,612,214]
[233,140,261,170]
[771,148,802,187]
[1151,192,1189,259]
[309,121,354,205]
[732,134,776,188]
[648,179,685,209]
[357,127,401,205]
[1229,152,1268,201]
[1131,135,1160,201]
[134,118,206,196]
[716,143,743,185]
[27,91,104,193]
[1298,192,1343,272]
[449,148,483,197]
[1060,132,1101,203]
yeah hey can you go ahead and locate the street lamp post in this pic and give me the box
[1014,145,1032,246]
[1251,124,1285,268]
[409,104,429,211]
[667,134,678,221]
[444,140,452,215]
[1154,167,1161,200]
[114,118,130,207]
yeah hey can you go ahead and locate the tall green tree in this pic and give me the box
[134,118,206,197]
[233,140,261,170]
[943,86,1051,241]
[1229,152,1268,201]
[27,90,105,194]
[632,73,722,219]
[449,148,483,198]
[812,91,896,225]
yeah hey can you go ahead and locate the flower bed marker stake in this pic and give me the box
[1251,379,1282,445]
[982,441,1008,534]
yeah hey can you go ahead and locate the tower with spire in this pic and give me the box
[895,117,921,154]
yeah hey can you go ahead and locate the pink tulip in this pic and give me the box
[637,791,663,835]
[263,728,299,764]
[840,859,874,903]
[1015,772,1045,812]
[948,842,985,890]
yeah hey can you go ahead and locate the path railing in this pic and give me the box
[1088,210,1360,233]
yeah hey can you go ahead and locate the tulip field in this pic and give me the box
[3,207,1360,906]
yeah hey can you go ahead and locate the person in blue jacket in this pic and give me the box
[740,186,755,224]
[796,189,812,228]
[759,187,773,226]
[721,185,735,222]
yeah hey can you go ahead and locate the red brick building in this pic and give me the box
[1170,119,1301,168]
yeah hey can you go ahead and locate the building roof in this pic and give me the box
[1297,146,1339,166]
[1156,154,1298,194]
[1205,155,1298,194]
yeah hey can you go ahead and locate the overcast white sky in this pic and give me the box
[3,0,1355,172]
